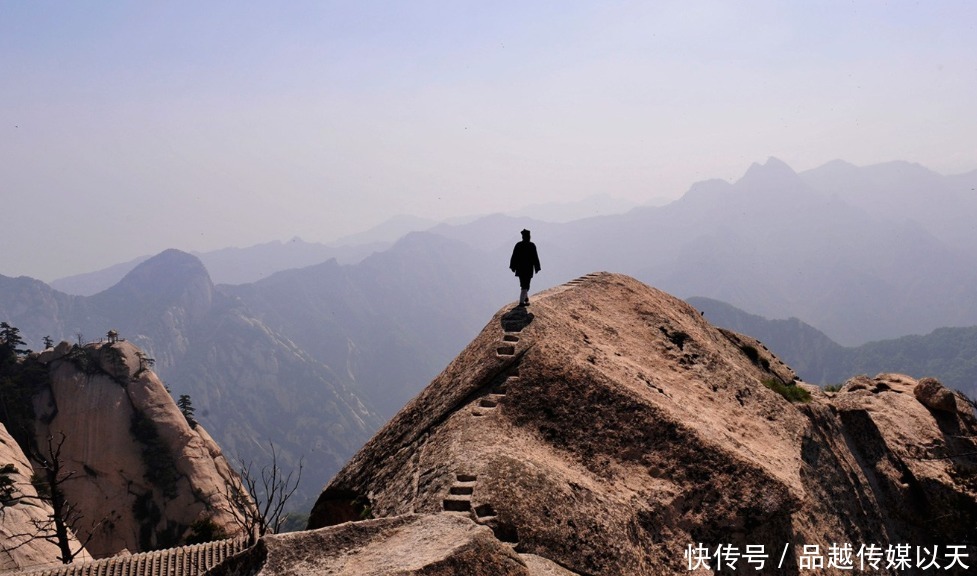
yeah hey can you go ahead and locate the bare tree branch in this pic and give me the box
[0,431,113,564]
[215,442,303,546]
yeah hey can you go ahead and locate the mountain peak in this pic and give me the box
[306,273,977,574]
[94,249,214,319]
[112,249,211,292]
[739,156,798,183]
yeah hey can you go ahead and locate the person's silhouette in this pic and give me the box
[509,229,541,306]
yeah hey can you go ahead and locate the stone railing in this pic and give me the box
[5,538,250,576]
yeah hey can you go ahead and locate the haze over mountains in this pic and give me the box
[5,157,977,511]
[49,195,638,295]
[46,158,977,346]
[691,296,977,400]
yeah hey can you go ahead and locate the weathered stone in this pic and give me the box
[914,376,958,413]
[36,341,73,365]
[843,374,873,392]
[208,514,530,576]
[54,340,73,358]
[520,554,582,575]
[307,273,977,575]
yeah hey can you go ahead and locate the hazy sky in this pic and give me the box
[2,1,976,281]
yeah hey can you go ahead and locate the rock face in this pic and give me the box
[304,273,977,575]
[29,340,245,558]
[1,422,93,571]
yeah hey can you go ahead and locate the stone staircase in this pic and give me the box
[496,332,518,357]
[563,272,602,286]
[8,538,249,576]
[442,473,477,513]
[542,272,605,298]
[471,368,516,417]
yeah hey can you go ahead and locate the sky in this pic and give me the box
[2,1,976,281]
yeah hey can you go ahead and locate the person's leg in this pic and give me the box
[519,275,531,305]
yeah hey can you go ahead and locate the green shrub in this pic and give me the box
[0,323,45,447]
[762,378,812,403]
[30,471,51,500]
[1,463,17,503]
[823,384,843,393]
[130,411,180,499]
[65,345,99,376]
[741,345,760,364]
[186,517,227,544]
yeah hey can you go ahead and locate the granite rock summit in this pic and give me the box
[2,338,247,569]
[296,273,977,575]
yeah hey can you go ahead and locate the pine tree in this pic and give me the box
[0,322,26,368]
[177,394,197,429]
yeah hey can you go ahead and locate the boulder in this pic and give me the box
[36,340,73,365]
[914,376,959,413]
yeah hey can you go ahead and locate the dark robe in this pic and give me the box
[509,240,541,282]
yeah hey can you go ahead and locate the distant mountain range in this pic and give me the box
[5,157,977,505]
[48,194,640,295]
[690,296,977,399]
[49,158,977,347]
[0,251,382,509]
[1,235,514,508]
[429,157,977,346]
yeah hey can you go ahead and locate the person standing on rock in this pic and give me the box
[509,229,541,306]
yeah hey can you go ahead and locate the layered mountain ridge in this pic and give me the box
[5,158,977,554]
[0,236,508,507]
[38,158,977,347]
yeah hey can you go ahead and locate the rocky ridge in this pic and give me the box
[294,272,977,575]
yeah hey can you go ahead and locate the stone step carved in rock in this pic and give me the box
[442,474,477,513]
[474,503,496,522]
[449,484,474,495]
[478,394,505,409]
[442,494,472,512]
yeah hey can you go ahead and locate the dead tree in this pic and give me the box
[220,442,303,546]
[1,432,106,564]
